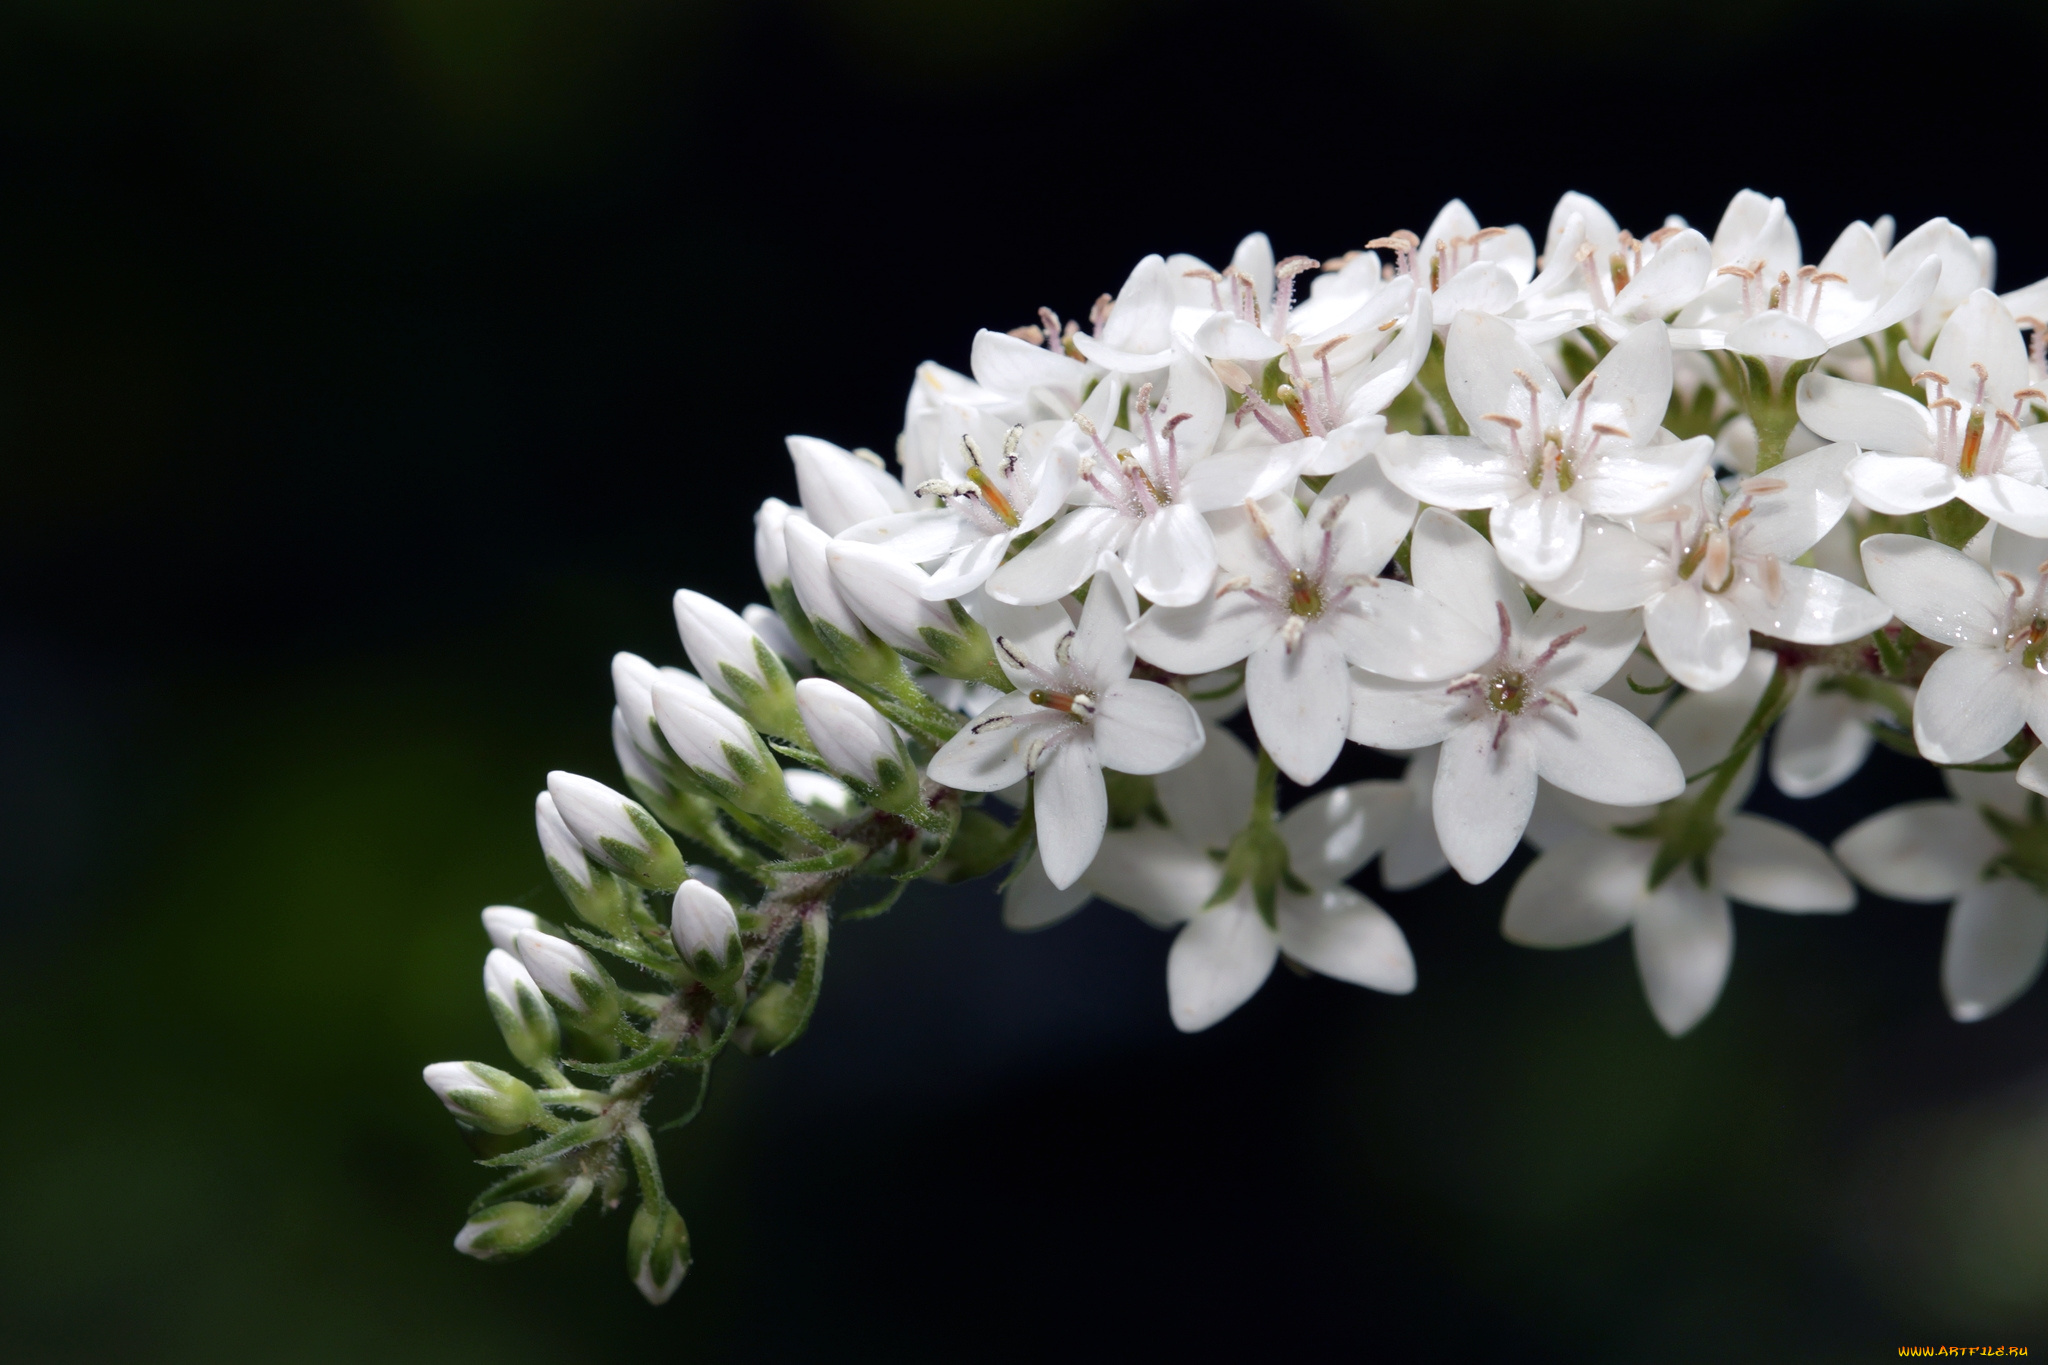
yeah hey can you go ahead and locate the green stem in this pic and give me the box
[623,1120,668,1211]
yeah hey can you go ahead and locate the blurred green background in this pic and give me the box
[4,1,2048,1359]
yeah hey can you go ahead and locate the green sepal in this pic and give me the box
[467,1161,576,1216]
[839,881,906,922]
[560,1037,677,1076]
[925,803,1032,883]
[1925,497,1990,549]
[476,1117,609,1169]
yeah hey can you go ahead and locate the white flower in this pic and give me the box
[1378,747,1450,890]
[1835,768,2048,1022]
[786,435,913,535]
[1670,192,1944,361]
[1127,460,1494,784]
[1369,199,1535,330]
[1535,443,1890,690]
[754,497,797,588]
[985,349,1241,608]
[1505,652,1855,1035]
[925,574,1204,888]
[1067,252,1182,374]
[1859,527,2048,763]
[1347,509,1685,883]
[1377,312,1712,581]
[1506,811,1853,1037]
[1512,190,1712,339]
[1078,728,1415,1032]
[1800,289,2048,535]
[1887,215,1997,353]
[839,418,1079,600]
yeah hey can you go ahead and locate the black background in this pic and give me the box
[2,1,2045,1359]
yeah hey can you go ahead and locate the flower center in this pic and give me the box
[1486,669,1530,713]
[1288,569,1323,617]
[1918,366,2043,480]
[1029,688,1097,720]
[916,427,1027,533]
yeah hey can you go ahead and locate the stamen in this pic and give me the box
[1525,624,1586,674]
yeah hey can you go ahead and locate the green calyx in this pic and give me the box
[1980,793,2048,895]
[716,638,810,747]
[1206,750,1304,926]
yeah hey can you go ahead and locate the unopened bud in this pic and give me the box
[743,603,809,671]
[535,792,635,936]
[454,1177,592,1261]
[672,590,806,742]
[514,930,620,1034]
[793,677,919,811]
[754,497,799,588]
[652,683,781,801]
[612,652,709,762]
[613,707,675,799]
[787,434,911,535]
[422,1060,544,1135]
[785,515,869,644]
[484,948,560,1068]
[671,879,743,988]
[480,904,563,953]
[628,1203,691,1305]
[828,539,1000,684]
[547,770,686,894]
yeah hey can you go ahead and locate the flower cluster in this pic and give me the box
[426,189,2048,1300]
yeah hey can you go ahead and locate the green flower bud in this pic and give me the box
[513,931,620,1036]
[670,880,743,989]
[627,1203,691,1305]
[546,770,687,894]
[535,792,636,935]
[422,1061,543,1135]
[454,1176,593,1262]
[482,949,560,1068]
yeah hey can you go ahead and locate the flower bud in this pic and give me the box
[793,677,919,811]
[743,603,809,671]
[514,930,620,1034]
[547,770,686,894]
[613,707,674,799]
[671,879,744,987]
[422,1060,544,1135]
[672,589,806,742]
[611,652,699,761]
[454,1177,592,1261]
[628,1203,691,1305]
[785,515,869,644]
[480,904,563,953]
[484,947,560,1068]
[787,434,910,535]
[754,497,799,588]
[652,682,781,801]
[828,539,1000,683]
[535,792,635,936]
[786,768,858,819]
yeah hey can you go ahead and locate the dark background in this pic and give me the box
[3,1,2046,1359]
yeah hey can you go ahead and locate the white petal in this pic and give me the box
[1929,289,2032,401]
[1434,717,1539,883]
[1126,591,1278,678]
[1034,737,1108,889]
[1641,584,1751,691]
[1490,490,1586,582]
[1381,762,1450,890]
[925,692,1049,792]
[1654,649,1777,775]
[1086,827,1220,927]
[1311,454,1419,574]
[1276,885,1415,994]
[1527,601,1644,696]
[1246,627,1352,784]
[1832,800,1999,901]
[1501,834,1648,947]
[923,531,1012,599]
[1445,308,1564,431]
[1179,444,1309,511]
[1530,693,1686,806]
[1155,725,1257,850]
[1410,506,1529,636]
[1069,570,1136,681]
[1847,454,1959,516]
[1326,579,1499,681]
[841,508,979,563]
[2021,744,2048,799]
[1299,416,1388,477]
[1796,374,1936,458]
[1529,517,1672,612]
[1769,675,1877,798]
[1912,645,2029,763]
[1943,878,2048,1022]
[1710,814,1855,912]
[1093,680,1205,776]
[1124,503,1218,607]
[1956,473,2048,539]
[1727,310,1830,361]
[1375,432,1522,509]
[1099,254,1176,355]
[1166,898,1279,1032]
[970,328,1091,399]
[1280,780,1410,889]
[1726,563,1894,645]
[1859,533,2011,646]
[1632,883,1735,1036]
[985,506,1121,606]
[787,435,911,535]
[1735,441,1858,561]
[1347,670,1466,749]
[1002,854,1094,931]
